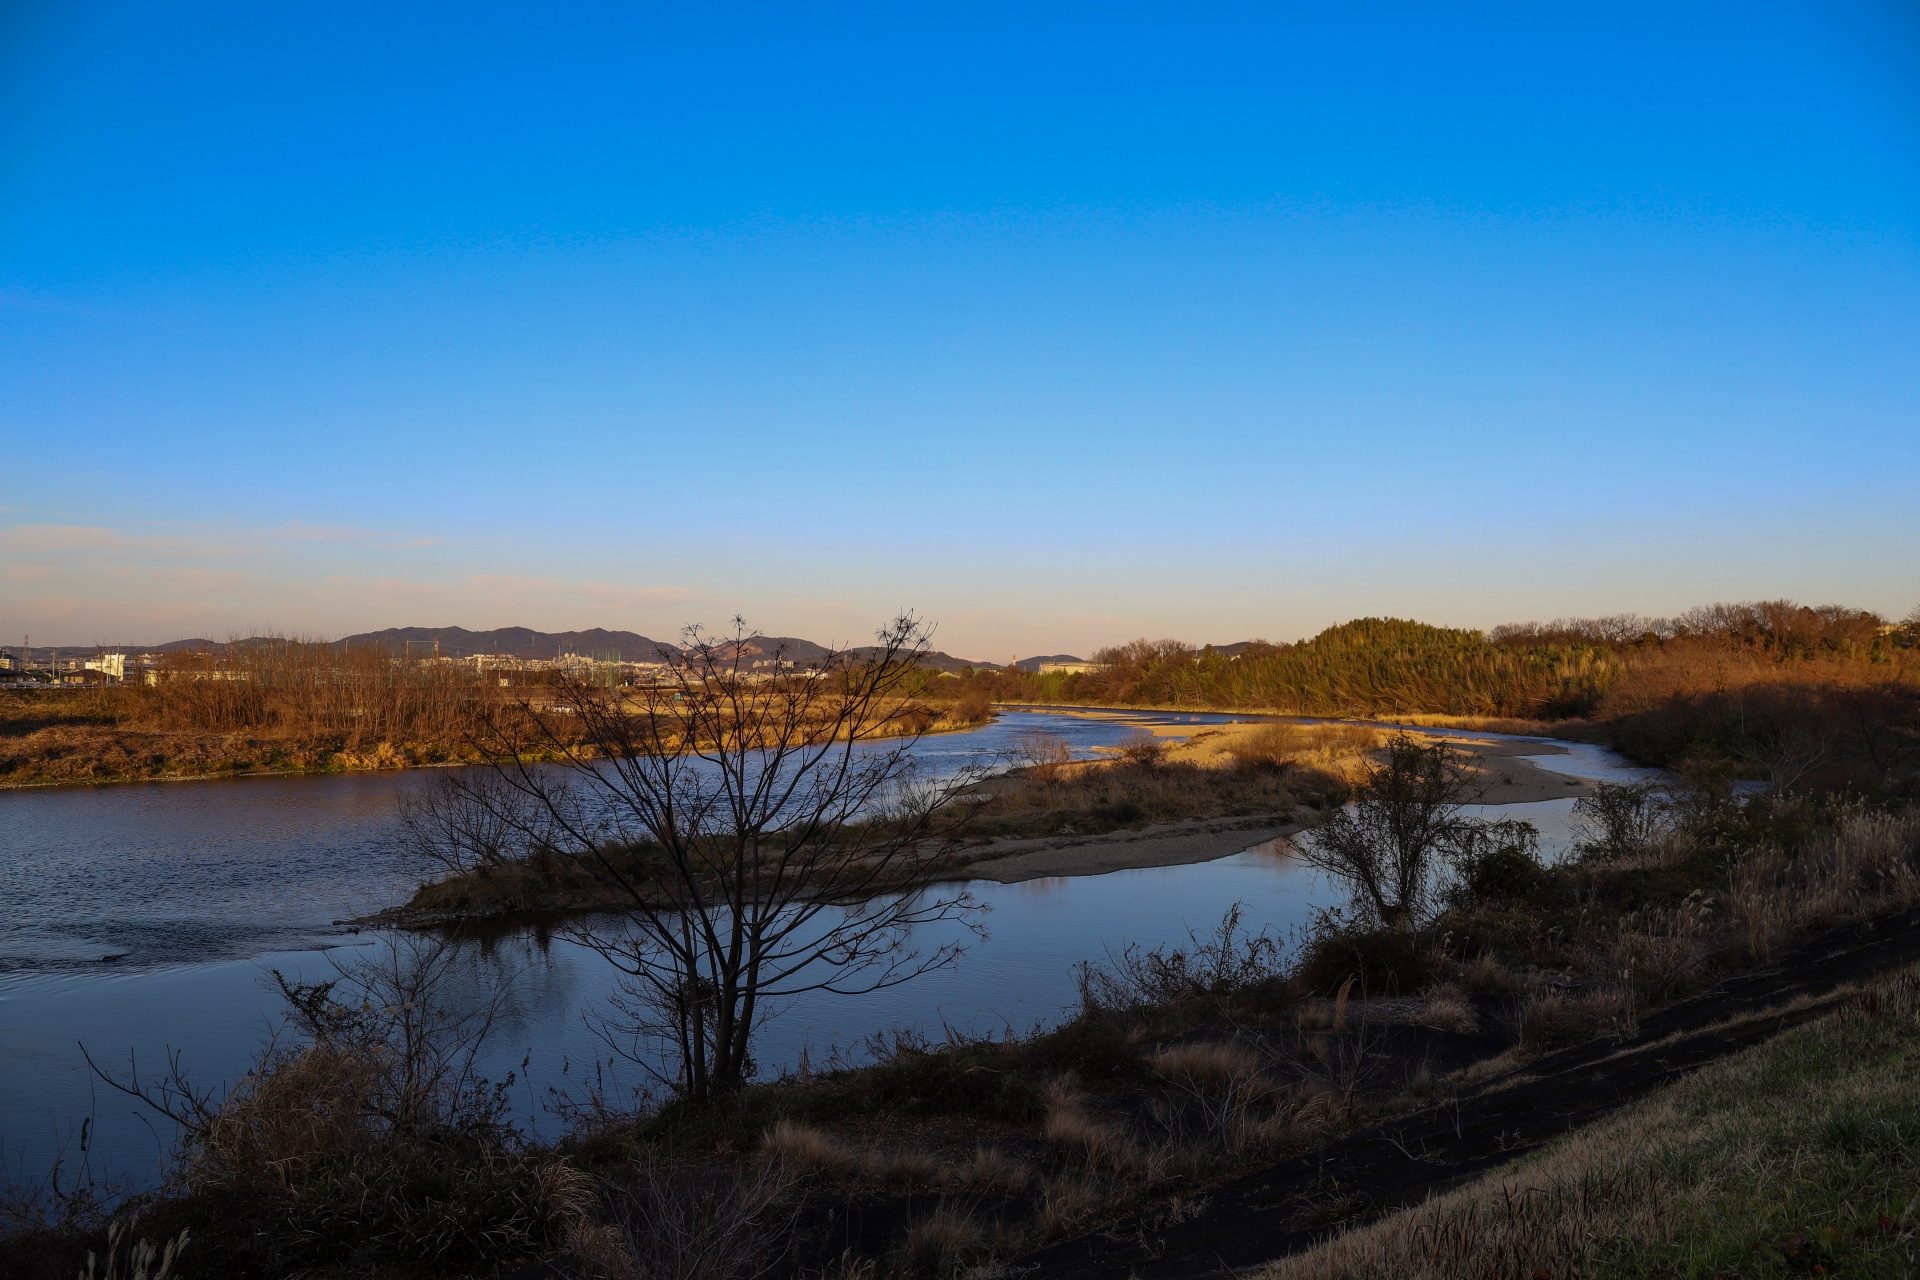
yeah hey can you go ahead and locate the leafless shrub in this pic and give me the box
[605,1152,797,1280]
[1008,727,1074,779]
[1291,1021,1391,1117]
[1571,780,1670,863]
[1299,735,1498,930]
[1116,728,1168,766]
[1076,903,1286,1012]
[396,768,572,877]
[1146,1038,1296,1158]
[0,1129,131,1238]
[82,934,589,1272]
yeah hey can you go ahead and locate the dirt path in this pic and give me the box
[1016,905,1920,1280]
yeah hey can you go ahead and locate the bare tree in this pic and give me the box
[396,767,568,878]
[1571,780,1670,862]
[456,613,983,1104]
[1298,734,1488,931]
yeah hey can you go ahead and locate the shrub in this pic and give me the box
[1293,925,1431,996]
[1117,728,1169,766]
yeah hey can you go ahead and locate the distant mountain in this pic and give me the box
[338,626,680,661]
[27,627,998,671]
[334,626,997,672]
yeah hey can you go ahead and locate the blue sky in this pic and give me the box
[3,2,1917,656]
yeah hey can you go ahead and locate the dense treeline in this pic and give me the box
[0,640,983,784]
[948,618,1616,718]
[941,602,1920,791]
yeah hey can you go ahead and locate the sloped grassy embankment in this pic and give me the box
[1262,968,1920,1279]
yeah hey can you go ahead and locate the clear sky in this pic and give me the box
[3,2,1917,657]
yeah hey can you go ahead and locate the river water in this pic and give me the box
[0,710,1652,1187]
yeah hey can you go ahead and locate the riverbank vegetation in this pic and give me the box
[10,598,1914,793]
[0,635,987,788]
[385,720,1379,921]
[10,734,1920,1280]
[948,599,1920,794]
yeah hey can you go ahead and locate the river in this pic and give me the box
[0,709,1653,1187]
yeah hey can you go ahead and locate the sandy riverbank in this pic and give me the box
[945,814,1307,883]
[942,721,1591,884]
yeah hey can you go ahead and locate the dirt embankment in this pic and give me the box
[1017,904,1920,1280]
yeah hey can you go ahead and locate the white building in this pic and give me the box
[84,654,127,680]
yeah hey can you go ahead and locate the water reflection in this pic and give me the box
[0,845,1336,1185]
[0,711,1149,976]
[0,707,1657,1187]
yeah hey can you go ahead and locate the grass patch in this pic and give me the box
[1260,969,1920,1280]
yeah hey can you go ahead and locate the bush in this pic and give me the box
[1117,729,1168,766]
[1293,925,1432,996]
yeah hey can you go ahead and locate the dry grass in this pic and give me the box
[1147,1040,1267,1094]
[1416,984,1479,1034]
[1043,1085,1154,1177]
[1031,1174,1103,1237]
[1259,968,1920,1280]
[761,1120,860,1177]
[1726,807,1920,962]
[974,756,1303,837]
[1514,985,1638,1049]
[75,1219,190,1280]
[759,1121,942,1188]
[861,1149,941,1187]
[1371,712,1576,737]
[896,1202,987,1278]
[1217,723,1382,776]
[605,1152,797,1280]
[950,1147,1033,1195]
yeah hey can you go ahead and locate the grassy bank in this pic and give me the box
[1263,968,1920,1279]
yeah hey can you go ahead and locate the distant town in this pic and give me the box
[0,630,1105,689]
